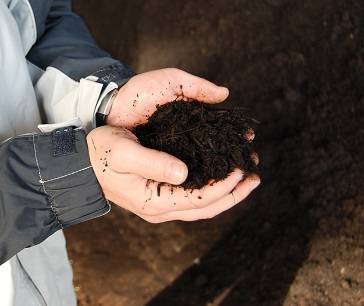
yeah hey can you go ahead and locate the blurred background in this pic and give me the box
[66,1,364,305]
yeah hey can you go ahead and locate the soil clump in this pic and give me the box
[134,101,257,189]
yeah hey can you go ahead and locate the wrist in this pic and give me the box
[96,88,119,126]
[90,63,135,128]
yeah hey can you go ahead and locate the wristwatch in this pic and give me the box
[92,62,135,126]
[96,88,119,126]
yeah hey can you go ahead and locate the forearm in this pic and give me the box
[27,0,133,80]
[27,0,134,129]
[0,126,109,264]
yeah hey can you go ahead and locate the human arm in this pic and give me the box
[0,127,108,265]
[0,120,258,265]
[26,0,134,130]
[24,1,260,226]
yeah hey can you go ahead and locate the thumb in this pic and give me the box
[110,138,188,185]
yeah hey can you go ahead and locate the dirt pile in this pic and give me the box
[133,101,257,189]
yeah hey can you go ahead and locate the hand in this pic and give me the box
[87,126,260,223]
[106,68,230,129]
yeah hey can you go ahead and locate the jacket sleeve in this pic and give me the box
[0,126,109,265]
[26,0,135,130]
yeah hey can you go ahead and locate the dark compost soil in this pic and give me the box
[133,101,257,189]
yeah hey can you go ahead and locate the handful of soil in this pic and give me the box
[133,101,258,189]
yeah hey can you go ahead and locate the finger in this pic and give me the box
[251,151,259,165]
[244,128,255,142]
[139,168,244,215]
[109,138,188,185]
[171,69,229,104]
[140,174,260,223]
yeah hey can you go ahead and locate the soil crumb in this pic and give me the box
[133,101,258,189]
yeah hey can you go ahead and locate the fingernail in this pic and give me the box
[166,162,187,184]
[220,86,229,97]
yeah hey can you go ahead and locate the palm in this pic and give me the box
[106,68,229,128]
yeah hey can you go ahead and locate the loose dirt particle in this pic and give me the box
[157,183,161,196]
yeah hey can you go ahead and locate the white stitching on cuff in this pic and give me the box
[32,135,63,229]
[40,166,93,184]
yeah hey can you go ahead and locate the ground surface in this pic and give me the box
[66,1,364,305]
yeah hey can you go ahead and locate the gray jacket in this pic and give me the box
[0,0,134,265]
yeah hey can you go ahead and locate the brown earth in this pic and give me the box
[66,1,364,305]
[134,101,257,189]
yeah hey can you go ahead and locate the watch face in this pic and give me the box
[96,113,107,127]
[98,89,118,116]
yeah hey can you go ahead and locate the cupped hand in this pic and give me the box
[106,68,230,129]
[87,126,260,223]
